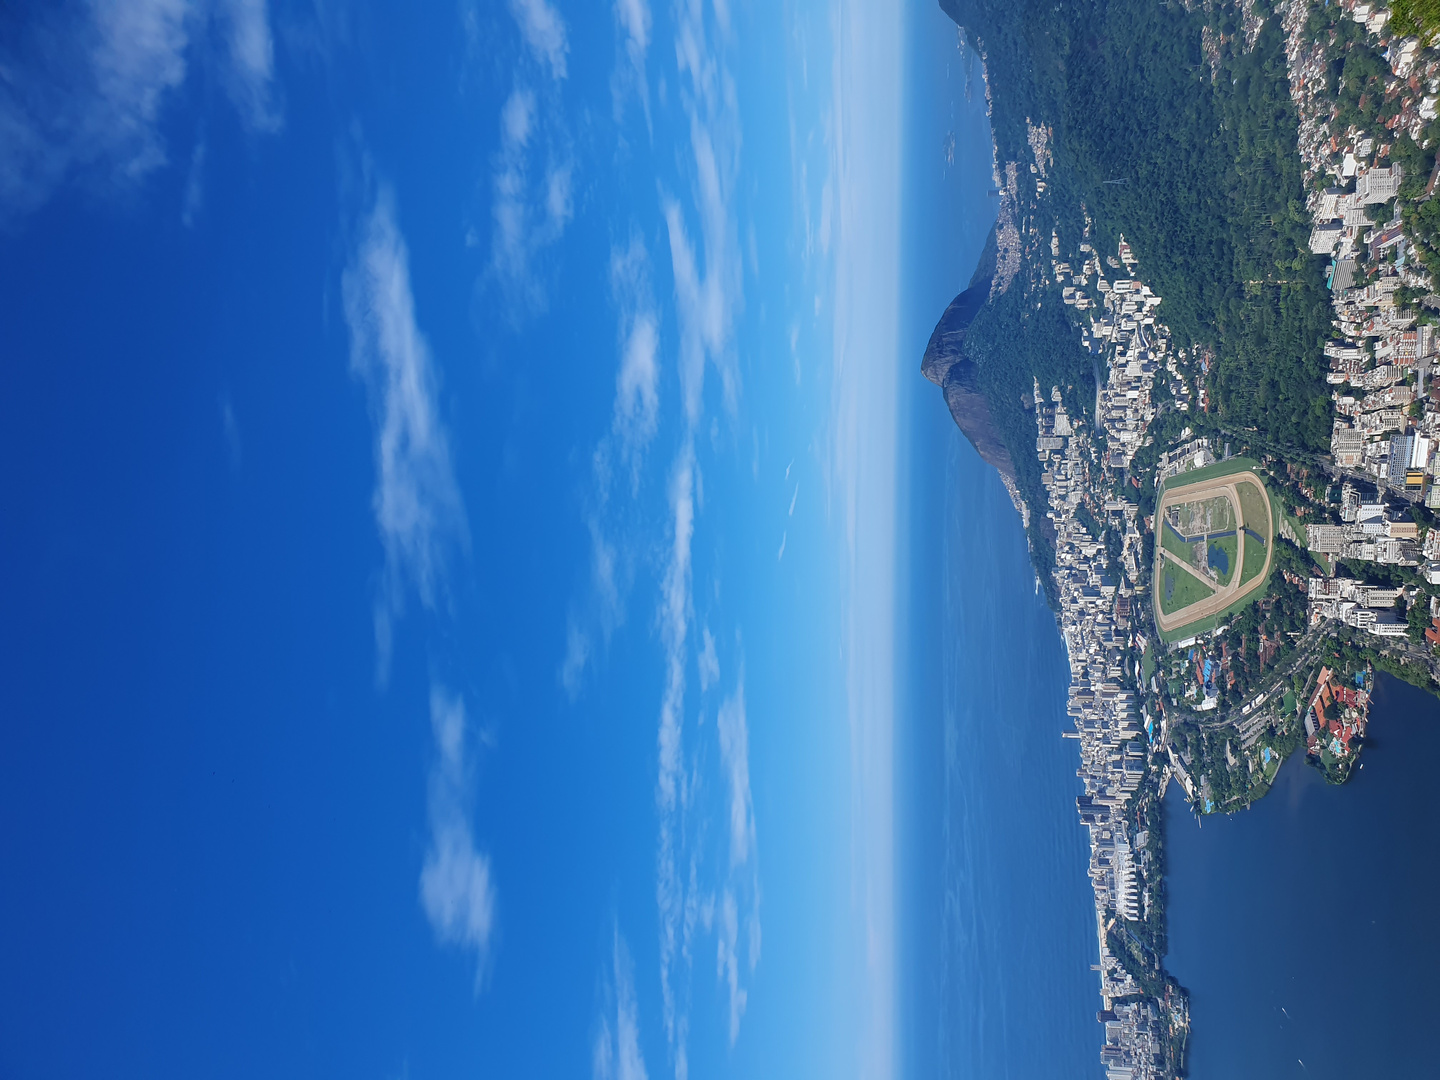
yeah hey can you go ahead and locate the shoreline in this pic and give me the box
[925,5,1437,1076]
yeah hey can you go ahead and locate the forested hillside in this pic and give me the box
[940,0,1333,474]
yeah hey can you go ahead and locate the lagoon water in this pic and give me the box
[1166,673,1440,1078]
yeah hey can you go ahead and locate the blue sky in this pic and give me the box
[0,1,968,1077]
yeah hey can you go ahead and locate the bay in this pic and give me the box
[1165,673,1440,1078]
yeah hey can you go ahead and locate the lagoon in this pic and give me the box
[1165,673,1440,1078]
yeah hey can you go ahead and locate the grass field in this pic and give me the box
[1161,559,1215,616]
[1161,519,1198,563]
[1261,748,1282,783]
[1239,530,1267,586]
[1208,534,1237,586]
[1158,455,1262,492]
[1236,480,1269,534]
[1157,569,1275,643]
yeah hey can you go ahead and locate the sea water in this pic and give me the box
[903,413,1106,1079]
[899,4,1107,1076]
[1165,673,1440,1077]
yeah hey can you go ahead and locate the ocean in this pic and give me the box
[898,4,1109,1076]
[901,414,1108,1079]
[1165,672,1440,1078]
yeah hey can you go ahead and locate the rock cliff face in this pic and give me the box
[921,279,1019,486]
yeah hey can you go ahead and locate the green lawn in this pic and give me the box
[1208,534,1238,587]
[1236,480,1270,535]
[1261,749,1282,784]
[1158,456,1263,490]
[1239,529,1268,586]
[1160,519,1198,564]
[1160,560,1215,616]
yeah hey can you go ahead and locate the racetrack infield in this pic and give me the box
[1153,467,1274,637]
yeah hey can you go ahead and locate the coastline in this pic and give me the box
[923,2,1440,1075]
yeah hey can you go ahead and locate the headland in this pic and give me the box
[926,0,1440,1074]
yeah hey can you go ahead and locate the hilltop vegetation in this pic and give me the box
[941,0,1333,465]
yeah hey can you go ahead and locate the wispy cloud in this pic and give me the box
[0,0,189,214]
[508,0,569,81]
[611,0,652,126]
[0,0,281,218]
[662,0,743,429]
[716,681,754,871]
[489,84,573,317]
[697,627,718,693]
[217,0,282,132]
[648,4,755,1071]
[715,680,759,1044]
[610,235,661,476]
[559,232,659,698]
[593,927,650,1080]
[654,441,696,1080]
[419,686,496,983]
[342,186,468,680]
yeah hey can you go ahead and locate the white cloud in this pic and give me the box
[217,0,281,132]
[642,6,761,1074]
[617,314,660,454]
[489,85,573,317]
[655,442,695,1080]
[662,0,743,430]
[655,445,694,814]
[697,628,718,693]
[560,616,592,700]
[560,231,660,697]
[0,0,281,218]
[593,927,649,1080]
[612,0,652,125]
[715,682,759,1045]
[501,84,536,145]
[419,686,496,983]
[508,0,568,80]
[715,891,744,1045]
[560,464,632,700]
[715,682,754,870]
[85,0,192,178]
[610,235,661,474]
[651,471,760,1074]
[0,0,189,214]
[342,187,468,680]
